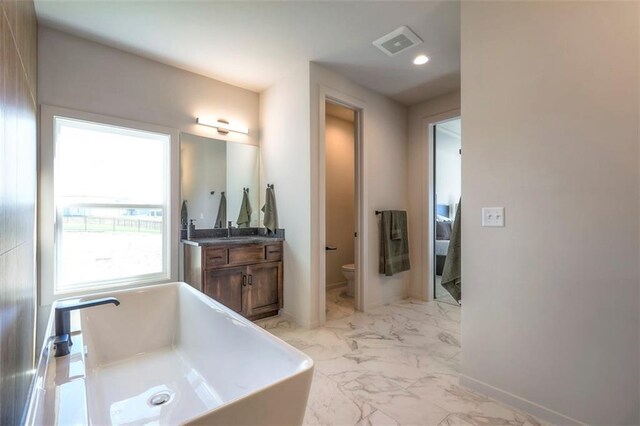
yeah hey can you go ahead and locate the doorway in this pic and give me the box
[312,90,369,327]
[433,117,461,305]
[324,101,358,320]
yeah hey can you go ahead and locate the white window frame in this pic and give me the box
[39,105,180,306]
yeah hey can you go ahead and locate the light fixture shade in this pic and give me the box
[196,117,249,134]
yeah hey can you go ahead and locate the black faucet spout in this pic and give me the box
[53,297,120,357]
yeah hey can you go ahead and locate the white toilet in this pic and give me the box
[341,264,355,297]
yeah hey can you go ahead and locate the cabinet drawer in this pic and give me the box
[228,245,265,265]
[265,244,282,262]
[205,247,228,269]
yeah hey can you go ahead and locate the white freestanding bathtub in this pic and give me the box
[26,282,314,425]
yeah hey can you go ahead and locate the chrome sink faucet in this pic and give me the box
[53,297,120,357]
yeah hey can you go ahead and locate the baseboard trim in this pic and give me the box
[459,374,584,425]
[277,309,296,324]
[408,291,427,301]
[326,281,347,289]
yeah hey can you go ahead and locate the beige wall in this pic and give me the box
[38,27,259,145]
[325,114,355,287]
[0,0,38,423]
[260,62,409,326]
[259,63,313,326]
[461,2,639,424]
[407,91,460,299]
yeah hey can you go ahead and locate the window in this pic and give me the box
[40,106,179,304]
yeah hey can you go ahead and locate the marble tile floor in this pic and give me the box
[256,297,545,426]
[326,284,356,321]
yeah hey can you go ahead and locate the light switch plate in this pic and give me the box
[482,207,505,227]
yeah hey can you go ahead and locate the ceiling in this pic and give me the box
[35,1,460,106]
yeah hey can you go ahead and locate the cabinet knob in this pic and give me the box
[248,274,253,286]
[242,274,247,286]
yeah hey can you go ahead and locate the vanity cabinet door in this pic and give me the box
[245,262,282,318]
[203,266,246,314]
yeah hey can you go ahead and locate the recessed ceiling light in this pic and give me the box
[413,55,430,65]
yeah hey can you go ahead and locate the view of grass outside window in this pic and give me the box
[54,117,170,293]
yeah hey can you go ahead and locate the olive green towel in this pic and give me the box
[215,192,227,228]
[236,189,252,228]
[441,201,461,303]
[379,210,410,276]
[261,186,278,233]
[181,200,188,229]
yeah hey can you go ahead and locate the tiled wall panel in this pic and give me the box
[0,0,37,424]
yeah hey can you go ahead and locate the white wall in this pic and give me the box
[325,114,355,287]
[38,27,259,145]
[407,91,460,299]
[310,63,409,319]
[259,63,312,326]
[461,2,639,424]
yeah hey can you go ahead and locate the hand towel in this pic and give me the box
[379,210,410,276]
[391,211,403,240]
[215,192,227,228]
[181,200,188,229]
[236,189,253,228]
[261,186,278,233]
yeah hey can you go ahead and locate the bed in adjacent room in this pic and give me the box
[435,204,452,276]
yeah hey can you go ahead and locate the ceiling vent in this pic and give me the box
[373,26,423,57]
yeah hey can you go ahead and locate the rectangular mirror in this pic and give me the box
[180,133,260,229]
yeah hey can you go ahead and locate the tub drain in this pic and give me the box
[148,392,171,406]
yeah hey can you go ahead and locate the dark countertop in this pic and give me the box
[182,236,285,247]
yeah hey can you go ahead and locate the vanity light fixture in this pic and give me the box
[196,117,249,135]
[413,54,430,65]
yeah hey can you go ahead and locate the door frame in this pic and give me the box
[317,87,366,325]
[422,110,461,301]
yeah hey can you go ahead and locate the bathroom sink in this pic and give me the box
[26,282,313,425]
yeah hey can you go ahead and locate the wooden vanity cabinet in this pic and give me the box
[203,266,246,314]
[184,241,283,321]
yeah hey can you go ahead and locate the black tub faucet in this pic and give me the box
[53,297,120,357]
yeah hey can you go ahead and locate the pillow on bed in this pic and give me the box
[436,220,452,240]
[436,214,451,222]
